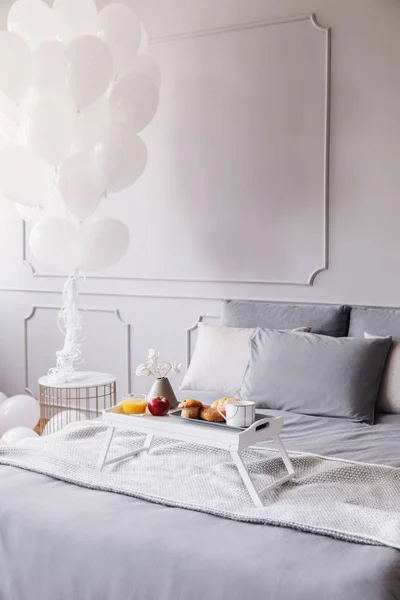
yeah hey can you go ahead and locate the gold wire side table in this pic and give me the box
[38,372,117,435]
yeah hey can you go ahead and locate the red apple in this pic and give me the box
[148,396,170,416]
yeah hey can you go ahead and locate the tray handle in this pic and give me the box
[242,416,283,435]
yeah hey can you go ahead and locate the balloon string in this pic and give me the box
[48,270,84,384]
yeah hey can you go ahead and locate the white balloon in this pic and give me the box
[139,23,148,54]
[73,96,109,153]
[109,71,159,133]
[80,218,130,271]
[0,395,40,436]
[29,217,130,273]
[15,188,61,227]
[2,427,39,445]
[25,99,74,166]
[59,152,104,221]
[133,54,161,88]
[15,203,44,228]
[66,35,113,109]
[43,409,87,435]
[0,392,7,406]
[95,0,141,10]
[0,91,27,142]
[0,145,54,206]
[97,4,141,76]
[29,218,82,273]
[32,41,67,99]
[94,131,147,193]
[53,0,98,43]
[0,32,32,101]
[7,0,57,49]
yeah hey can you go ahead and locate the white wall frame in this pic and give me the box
[22,13,331,288]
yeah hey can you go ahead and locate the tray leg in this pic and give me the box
[273,434,295,477]
[230,450,264,508]
[231,435,295,508]
[97,426,115,472]
[99,432,155,471]
[143,434,154,452]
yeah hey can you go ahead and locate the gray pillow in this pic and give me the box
[240,330,392,423]
[222,300,350,337]
[349,306,400,339]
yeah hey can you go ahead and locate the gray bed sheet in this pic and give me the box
[0,407,399,600]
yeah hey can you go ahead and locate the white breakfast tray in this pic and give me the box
[99,403,295,508]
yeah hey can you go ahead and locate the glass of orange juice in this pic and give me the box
[122,394,147,415]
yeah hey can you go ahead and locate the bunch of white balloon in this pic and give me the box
[0,392,40,444]
[0,0,160,382]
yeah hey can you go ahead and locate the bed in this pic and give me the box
[1,300,400,600]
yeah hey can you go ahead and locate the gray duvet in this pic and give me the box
[1,408,400,600]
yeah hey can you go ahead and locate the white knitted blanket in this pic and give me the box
[0,421,399,550]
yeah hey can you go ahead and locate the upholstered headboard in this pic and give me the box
[222,300,400,340]
[188,301,400,366]
[221,300,350,337]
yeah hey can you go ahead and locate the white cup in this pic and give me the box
[217,401,255,429]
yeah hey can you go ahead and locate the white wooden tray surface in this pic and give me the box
[102,404,283,451]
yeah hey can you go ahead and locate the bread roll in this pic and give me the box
[211,397,238,409]
[200,407,225,422]
[181,407,201,419]
[178,399,203,419]
[178,399,203,409]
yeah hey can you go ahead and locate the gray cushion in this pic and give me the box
[222,301,350,337]
[240,330,392,423]
[349,306,400,339]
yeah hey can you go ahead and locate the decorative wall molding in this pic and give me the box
[21,221,35,276]
[151,12,322,45]
[309,13,331,285]
[23,306,132,395]
[0,285,327,305]
[186,315,219,366]
[22,12,331,288]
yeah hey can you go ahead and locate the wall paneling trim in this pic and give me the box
[23,13,331,288]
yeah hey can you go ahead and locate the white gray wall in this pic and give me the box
[0,0,400,398]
